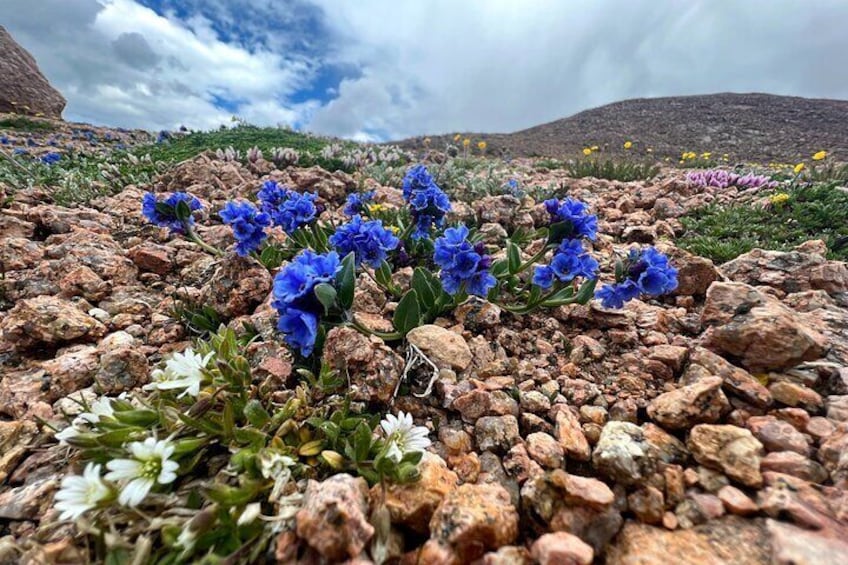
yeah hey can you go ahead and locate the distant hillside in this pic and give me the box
[394,93,848,163]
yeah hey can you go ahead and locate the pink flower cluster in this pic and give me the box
[686,169,778,189]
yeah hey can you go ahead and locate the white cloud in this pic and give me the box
[3,0,848,139]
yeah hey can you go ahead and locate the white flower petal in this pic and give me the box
[119,477,153,507]
[105,459,142,481]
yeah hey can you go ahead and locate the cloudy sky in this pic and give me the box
[4,0,848,140]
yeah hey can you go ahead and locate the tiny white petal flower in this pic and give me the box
[380,411,431,462]
[237,502,262,526]
[78,397,115,424]
[105,437,179,507]
[144,348,212,397]
[54,463,111,521]
[55,425,80,445]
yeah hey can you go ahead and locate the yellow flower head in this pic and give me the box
[367,203,387,214]
[701,152,711,159]
[389,225,400,235]
[770,193,790,205]
[453,134,461,142]
[812,150,827,161]
[463,138,470,147]
[623,141,633,149]
[582,147,592,156]
[477,141,487,150]
[591,145,599,151]
[793,163,805,174]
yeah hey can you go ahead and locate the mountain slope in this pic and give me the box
[395,93,848,163]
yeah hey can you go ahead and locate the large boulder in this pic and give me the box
[0,26,65,118]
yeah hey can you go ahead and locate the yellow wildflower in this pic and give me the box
[769,193,790,205]
[623,141,633,149]
[591,145,599,151]
[453,134,461,142]
[582,147,592,156]
[389,225,400,235]
[477,141,487,150]
[812,150,827,161]
[793,163,805,174]
[367,203,387,214]
[463,138,470,147]
[701,152,711,159]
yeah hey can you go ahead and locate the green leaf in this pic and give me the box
[574,277,598,304]
[233,428,268,448]
[111,409,159,427]
[337,252,356,310]
[614,258,625,282]
[174,199,192,221]
[490,259,509,278]
[411,268,436,310]
[507,241,521,274]
[375,260,393,288]
[354,422,373,463]
[206,481,264,507]
[393,289,421,335]
[548,220,574,244]
[243,400,271,428]
[313,282,337,315]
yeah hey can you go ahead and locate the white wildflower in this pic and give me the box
[105,437,180,507]
[54,463,112,520]
[380,411,431,462]
[143,348,213,398]
[259,451,296,503]
[237,502,263,526]
[78,397,115,424]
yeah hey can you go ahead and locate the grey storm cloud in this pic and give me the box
[112,32,160,70]
[2,0,847,139]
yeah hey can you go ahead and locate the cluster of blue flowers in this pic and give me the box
[142,192,202,234]
[532,197,600,289]
[533,239,599,289]
[272,250,341,356]
[329,215,399,268]
[433,225,496,297]
[219,201,272,256]
[257,180,318,234]
[40,152,61,165]
[544,197,598,241]
[343,190,375,217]
[401,165,451,239]
[595,247,679,309]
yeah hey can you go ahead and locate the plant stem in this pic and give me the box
[185,227,223,256]
[350,320,403,341]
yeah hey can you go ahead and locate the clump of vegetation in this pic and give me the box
[679,181,848,263]
[567,158,659,182]
[0,115,56,132]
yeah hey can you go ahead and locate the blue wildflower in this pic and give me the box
[595,247,678,308]
[219,201,272,256]
[329,215,399,268]
[433,225,496,297]
[27,138,37,147]
[156,130,170,143]
[272,250,341,356]
[0,136,8,145]
[401,165,451,239]
[532,239,599,289]
[40,152,61,165]
[543,197,598,241]
[141,192,202,234]
[257,180,317,234]
[343,191,375,217]
[13,148,27,155]
[402,165,435,201]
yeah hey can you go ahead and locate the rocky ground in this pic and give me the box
[1,148,848,564]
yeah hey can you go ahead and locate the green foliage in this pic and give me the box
[679,182,848,263]
[139,125,340,163]
[567,158,660,181]
[0,151,165,206]
[0,115,56,132]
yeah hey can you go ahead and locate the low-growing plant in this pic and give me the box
[567,158,659,182]
[679,181,848,263]
[0,115,56,132]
